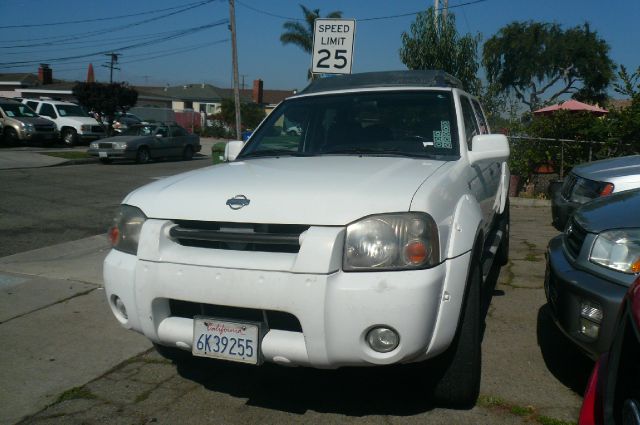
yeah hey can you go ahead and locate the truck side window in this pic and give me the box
[39,103,57,119]
[26,101,39,111]
[471,99,489,134]
[461,97,479,150]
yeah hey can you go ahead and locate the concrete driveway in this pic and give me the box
[0,202,592,424]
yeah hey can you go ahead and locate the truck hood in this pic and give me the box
[58,116,100,125]
[124,156,447,225]
[17,116,56,126]
[574,188,640,233]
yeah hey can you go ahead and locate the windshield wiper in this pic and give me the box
[321,147,418,158]
[240,149,313,158]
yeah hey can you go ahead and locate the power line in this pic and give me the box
[0,0,218,47]
[235,0,487,22]
[0,0,216,29]
[0,20,228,68]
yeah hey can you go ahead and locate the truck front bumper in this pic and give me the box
[104,221,472,368]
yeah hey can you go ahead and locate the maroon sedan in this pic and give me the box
[579,275,640,424]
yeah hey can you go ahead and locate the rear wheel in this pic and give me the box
[430,254,482,408]
[182,145,194,161]
[62,128,77,147]
[135,147,150,164]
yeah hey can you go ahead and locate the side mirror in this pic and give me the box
[224,140,244,162]
[467,134,510,165]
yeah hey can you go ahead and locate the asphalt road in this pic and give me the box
[0,160,593,424]
[0,158,211,257]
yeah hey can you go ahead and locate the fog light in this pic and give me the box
[579,318,600,339]
[113,295,128,320]
[581,300,603,324]
[366,327,399,353]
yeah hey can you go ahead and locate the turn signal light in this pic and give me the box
[404,241,428,265]
[108,226,120,246]
[599,183,614,197]
[631,258,640,274]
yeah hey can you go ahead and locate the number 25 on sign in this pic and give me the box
[312,19,356,75]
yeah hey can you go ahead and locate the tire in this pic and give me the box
[182,145,194,161]
[430,254,482,408]
[496,199,510,266]
[62,128,77,147]
[153,343,192,363]
[4,128,19,145]
[135,147,150,164]
[99,158,112,164]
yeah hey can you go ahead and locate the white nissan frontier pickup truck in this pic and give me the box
[104,70,510,407]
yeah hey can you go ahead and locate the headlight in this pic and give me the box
[589,229,640,274]
[20,122,35,132]
[570,177,614,203]
[113,141,127,149]
[90,142,98,148]
[108,205,146,255]
[81,124,91,132]
[343,212,439,271]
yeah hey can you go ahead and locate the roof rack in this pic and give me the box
[299,70,463,95]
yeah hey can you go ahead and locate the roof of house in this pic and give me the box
[0,73,40,86]
[533,99,608,115]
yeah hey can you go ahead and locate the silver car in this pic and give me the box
[551,155,640,231]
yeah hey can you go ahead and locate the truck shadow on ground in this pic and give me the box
[172,260,505,416]
[536,304,593,395]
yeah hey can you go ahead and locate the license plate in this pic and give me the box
[192,317,261,364]
[98,152,107,158]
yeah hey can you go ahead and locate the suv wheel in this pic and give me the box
[62,128,78,147]
[3,128,19,145]
[429,253,482,408]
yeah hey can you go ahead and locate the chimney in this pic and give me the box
[252,79,263,104]
[38,63,52,85]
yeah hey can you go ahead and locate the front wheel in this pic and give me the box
[182,145,194,161]
[429,255,482,408]
[135,147,150,164]
[3,128,19,145]
[62,128,77,147]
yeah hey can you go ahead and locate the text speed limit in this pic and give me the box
[312,19,356,75]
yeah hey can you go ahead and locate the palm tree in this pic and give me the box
[280,5,342,79]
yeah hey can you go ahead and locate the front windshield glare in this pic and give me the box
[239,91,459,159]
[56,105,87,117]
[1,103,38,118]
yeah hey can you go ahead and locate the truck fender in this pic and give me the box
[497,162,510,215]
[446,194,483,260]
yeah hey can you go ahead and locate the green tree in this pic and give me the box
[280,5,342,79]
[483,22,615,111]
[614,65,640,98]
[72,82,138,132]
[400,7,480,94]
[220,98,265,130]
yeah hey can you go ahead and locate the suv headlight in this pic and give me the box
[108,205,146,255]
[343,212,439,271]
[20,122,35,132]
[589,229,640,274]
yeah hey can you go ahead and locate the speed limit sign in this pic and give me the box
[312,19,356,75]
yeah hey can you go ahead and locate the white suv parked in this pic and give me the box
[22,99,105,145]
[103,71,510,407]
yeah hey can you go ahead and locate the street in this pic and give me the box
[0,160,592,424]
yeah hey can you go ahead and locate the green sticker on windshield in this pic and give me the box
[433,121,452,149]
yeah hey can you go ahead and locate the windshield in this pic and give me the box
[121,124,157,136]
[56,104,87,117]
[0,103,38,118]
[239,91,459,159]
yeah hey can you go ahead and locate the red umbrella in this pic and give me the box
[533,99,608,116]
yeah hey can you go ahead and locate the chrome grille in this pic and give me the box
[98,143,112,149]
[170,221,309,253]
[565,218,587,258]
[92,126,105,133]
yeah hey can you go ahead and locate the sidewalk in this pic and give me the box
[0,236,151,425]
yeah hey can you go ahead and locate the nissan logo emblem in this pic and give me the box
[226,195,250,210]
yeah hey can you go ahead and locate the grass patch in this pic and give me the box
[524,253,541,262]
[538,416,576,425]
[43,151,91,160]
[510,405,535,416]
[55,386,97,404]
[522,240,537,250]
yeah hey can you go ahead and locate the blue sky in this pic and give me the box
[1,0,638,95]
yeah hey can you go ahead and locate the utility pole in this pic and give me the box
[434,0,439,33]
[442,0,448,24]
[102,52,121,83]
[229,0,242,140]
